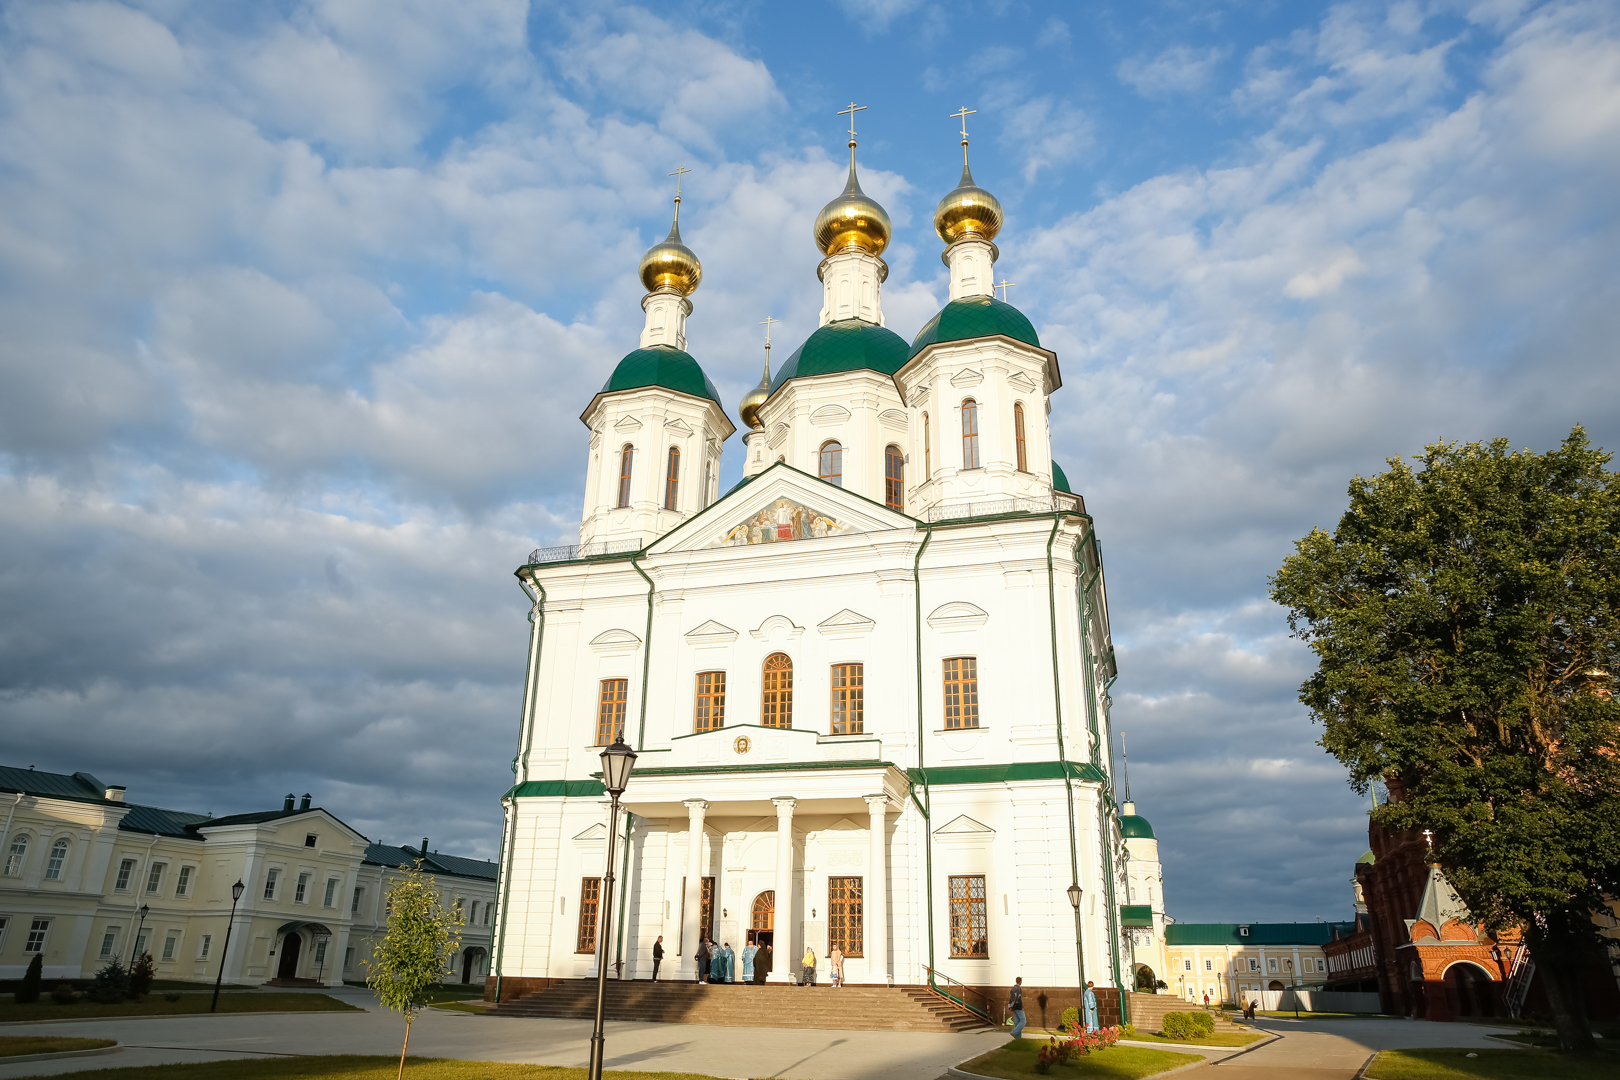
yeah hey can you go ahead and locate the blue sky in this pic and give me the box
[1,0,1617,924]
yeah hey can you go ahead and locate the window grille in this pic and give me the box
[45,839,67,880]
[323,878,338,907]
[100,930,117,957]
[24,919,50,954]
[115,858,134,891]
[884,445,904,509]
[5,835,28,876]
[617,446,635,508]
[665,446,681,510]
[828,876,864,957]
[577,878,601,953]
[597,678,629,745]
[264,868,279,900]
[961,400,980,469]
[176,865,193,897]
[146,863,165,894]
[830,663,864,734]
[942,657,980,729]
[819,441,843,486]
[163,934,178,961]
[295,872,309,903]
[200,934,212,959]
[948,875,988,957]
[694,671,726,732]
[761,653,793,728]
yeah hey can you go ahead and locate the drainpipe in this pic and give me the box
[1046,516,1087,993]
[614,811,634,976]
[629,554,655,748]
[912,524,936,985]
[494,570,546,1003]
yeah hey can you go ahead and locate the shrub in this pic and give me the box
[128,953,156,999]
[1060,1005,1079,1029]
[164,992,182,1002]
[14,953,44,1003]
[1034,1039,1064,1075]
[51,982,78,1005]
[1119,1022,1137,1038]
[86,960,131,1004]
[1189,1010,1216,1037]
[1162,1012,1191,1039]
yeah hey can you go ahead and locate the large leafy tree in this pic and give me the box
[1270,428,1620,1052]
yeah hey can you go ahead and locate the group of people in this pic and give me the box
[647,934,849,986]
[1006,977,1100,1040]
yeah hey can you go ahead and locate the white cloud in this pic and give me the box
[832,0,928,33]
[1118,44,1231,97]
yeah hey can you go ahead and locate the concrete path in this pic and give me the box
[0,986,1007,1080]
[1165,1016,1521,1079]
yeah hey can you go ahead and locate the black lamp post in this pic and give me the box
[1066,883,1084,990]
[315,931,332,985]
[211,879,246,1013]
[129,904,150,965]
[587,735,637,1080]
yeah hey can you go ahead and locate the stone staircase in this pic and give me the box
[488,980,992,1032]
[1127,993,1245,1034]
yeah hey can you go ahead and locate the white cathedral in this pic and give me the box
[490,120,1137,1012]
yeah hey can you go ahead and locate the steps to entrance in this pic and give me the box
[1127,992,1244,1033]
[264,977,328,988]
[488,981,991,1032]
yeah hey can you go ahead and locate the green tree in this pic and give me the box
[128,952,156,999]
[1270,428,1620,1052]
[368,860,463,1079]
[15,953,43,1003]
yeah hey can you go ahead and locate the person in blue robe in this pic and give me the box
[709,943,725,983]
[1082,981,1099,1031]
[741,941,757,982]
[721,942,735,983]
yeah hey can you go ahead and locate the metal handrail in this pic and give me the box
[526,538,643,566]
[1503,945,1535,1019]
[923,493,1084,523]
[923,965,994,1023]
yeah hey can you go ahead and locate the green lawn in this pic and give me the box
[960,1038,1202,1079]
[0,1035,116,1058]
[1254,1010,1384,1019]
[0,992,360,1023]
[428,1000,488,1014]
[419,986,486,1003]
[7,1058,730,1079]
[1126,1030,1263,1046]
[1365,1047,1620,1080]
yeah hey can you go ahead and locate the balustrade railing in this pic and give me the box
[923,492,1084,523]
[525,537,643,566]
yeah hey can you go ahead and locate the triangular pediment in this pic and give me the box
[665,417,694,435]
[818,608,876,637]
[648,463,917,554]
[934,814,994,836]
[613,415,643,431]
[685,620,739,643]
[573,823,608,842]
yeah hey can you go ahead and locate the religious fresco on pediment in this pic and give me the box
[714,497,850,546]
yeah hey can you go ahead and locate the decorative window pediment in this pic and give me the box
[817,608,876,638]
[572,823,608,843]
[927,601,989,629]
[934,814,995,837]
[589,628,643,654]
[949,368,984,388]
[879,409,908,428]
[613,416,643,431]
[685,620,739,644]
[750,615,805,641]
[1008,371,1038,393]
[909,386,930,407]
[810,404,851,426]
[665,418,693,435]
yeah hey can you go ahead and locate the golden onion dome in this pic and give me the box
[814,148,891,257]
[738,356,771,430]
[638,204,702,296]
[934,155,1003,245]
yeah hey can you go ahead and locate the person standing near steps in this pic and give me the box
[1009,977,1026,1039]
[694,937,711,984]
[652,936,664,981]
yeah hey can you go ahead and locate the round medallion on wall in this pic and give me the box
[733,735,751,755]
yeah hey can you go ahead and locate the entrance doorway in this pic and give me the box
[748,890,774,947]
[277,932,302,980]
[1444,962,1496,1017]
[461,947,486,984]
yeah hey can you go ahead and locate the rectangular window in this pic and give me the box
[25,919,50,953]
[664,446,681,510]
[3,836,24,876]
[314,939,328,964]
[295,872,309,903]
[700,876,715,943]
[1250,958,1259,971]
[100,929,118,957]
[45,841,67,880]
[352,887,364,914]
[134,930,148,958]
[597,678,629,745]
[961,400,981,469]
[163,934,178,961]
[115,858,135,891]
[0,915,8,950]
[694,671,726,733]
[264,868,280,900]
[617,447,635,508]
[948,875,988,957]
[1185,959,1193,972]
[577,878,601,953]
[146,862,165,894]
[175,865,193,897]
[884,445,904,510]
[1205,959,1213,972]
[199,934,212,960]
[942,657,979,729]
[470,901,479,925]
[1267,958,1278,973]
[761,654,793,729]
[828,876,864,958]
[830,663,864,734]
[305,834,318,848]
[323,878,338,908]
[344,946,354,968]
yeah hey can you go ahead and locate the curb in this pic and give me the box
[1352,1050,1378,1079]
[0,1007,361,1028]
[0,1045,120,1065]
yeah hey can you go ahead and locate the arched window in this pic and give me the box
[961,400,980,469]
[45,839,68,881]
[761,653,793,728]
[664,446,681,510]
[3,834,26,876]
[884,445,904,510]
[819,441,843,486]
[923,413,932,478]
[1013,402,1028,472]
[616,446,635,508]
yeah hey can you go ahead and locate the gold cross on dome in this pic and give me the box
[996,278,1017,302]
[759,314,778,345]
[669,165,691,197]
[950,106,976,142]
[838,101,866,140]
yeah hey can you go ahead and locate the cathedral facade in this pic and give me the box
[489,123,1133,1016]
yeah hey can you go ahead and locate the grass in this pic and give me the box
[419,986,486,1003]
[959,1038,1202,1079]
[7,1057,733,1079]
[0,992,360,1023]
[1125,1030,1263,1046]
[1364,1047,1620,1080]
[428,1000,488,1014]
[0,1035,116,1058]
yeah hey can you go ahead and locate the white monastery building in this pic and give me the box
[492,118,1137,1019]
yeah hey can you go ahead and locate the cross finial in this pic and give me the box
[1422,829,1433,847]
[669,165,692,199]
[950,106,976,143]
[995,278,1017,302]
[759,314,778,347]
[838,101,866,142]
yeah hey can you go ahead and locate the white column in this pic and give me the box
[681,800,707,977]
[771,797,796,983]
[864,795,889,985]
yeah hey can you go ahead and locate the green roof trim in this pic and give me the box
[771,319,909,393]
[907,760,1107,786]
[1120,905,1154,928]
[909,296,1040,359]
[1052,460,1072,493]
[1121,815,1155,839]
[1164,922,1354,947]
[620,759,893,779]
[601,345,722,406]
[507,779,607,799]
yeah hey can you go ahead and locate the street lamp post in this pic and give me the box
[211,880,246,1013]
[315,931,331,985]
[1066,884,1084,991]
[587,735,637,1080]
[129,904,150,966]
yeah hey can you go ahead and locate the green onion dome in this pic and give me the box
[908,295,1040,359]
[601,345,722,406]
[1052,461,1073,493]
[1121,815,1155,839]
[1357,850,1376,866]
[770,318,909,394]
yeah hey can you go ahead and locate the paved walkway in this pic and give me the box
[0,990,1522,1080]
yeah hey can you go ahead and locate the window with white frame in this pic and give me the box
[176,865,193,897]
[45,838,68,880]
[1184,959,1192,971]
[115,858,135,891]
[145,862,165,894]
[483,903,491,926]
[162,933,178,961]
[199,934,212,959]
[352,886,363,914]
[5,834,28,876]
[295,872,310,903]
[100,928,118,957]
[344,946,355,968]
[0,915,8,950]
[264,868,280,900]
[24,918,50,953]
[1204,959,1213,971]
[314,938,328,965]
[323,878,339,907]
[1267,957,1278,973]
